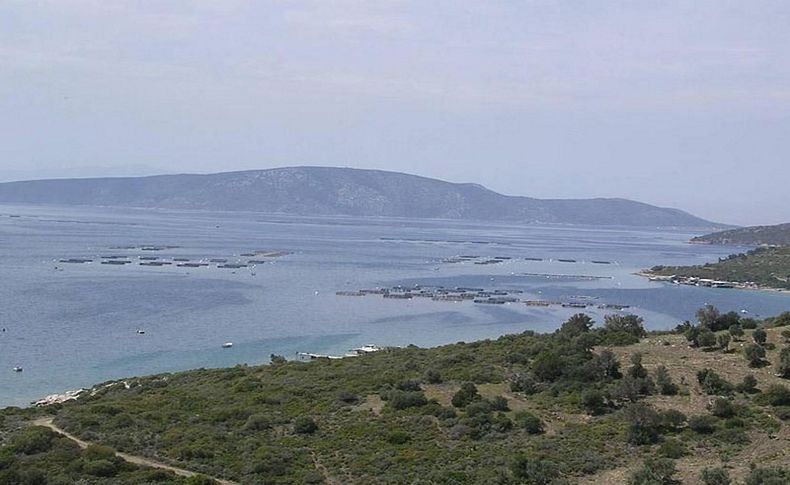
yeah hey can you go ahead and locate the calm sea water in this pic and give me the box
[1,204,788,407]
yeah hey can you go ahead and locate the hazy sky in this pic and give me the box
[1,1,789,225]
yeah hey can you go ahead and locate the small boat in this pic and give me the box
[12,366,23,372]
[136,329,146,335]
[222,342,233,348]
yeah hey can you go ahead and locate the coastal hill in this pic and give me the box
[3,310,790,483]
[691,222,790,246]
[0,166,720,227]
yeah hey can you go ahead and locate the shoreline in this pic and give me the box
[636,271,790,295]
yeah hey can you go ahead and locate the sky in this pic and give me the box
[1,1,789,226]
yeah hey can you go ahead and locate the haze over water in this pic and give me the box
[1,204,788,407]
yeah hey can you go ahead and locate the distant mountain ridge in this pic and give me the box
[0,166,720,227]
[691,223,790,246]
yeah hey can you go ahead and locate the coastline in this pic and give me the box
[636,270,790,295]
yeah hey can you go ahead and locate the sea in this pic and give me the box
[1,204,788,407]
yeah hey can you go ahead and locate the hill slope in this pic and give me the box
[0,166,718,227]
[692,223,790,246]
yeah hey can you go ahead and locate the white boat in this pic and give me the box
[12,366,23,372]
[222,342,233,348]
[351,344,382,355]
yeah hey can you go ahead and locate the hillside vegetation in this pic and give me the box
[0,167,718,227]
[691,223,790,246]
[650,246,790,290]
[3,309,790,484]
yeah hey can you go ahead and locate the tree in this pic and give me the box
[559,313,594,337]
[778,347,790,378]
[532,351,563,382]
[697,305,721,329]
[451,382,481,408]
[710,398,735,418]
[604,314,647,338]
[729,324,744,340]
[423,369,442,384]
[753,328,767,345]
[744,344,767,368]
[781,329,790,343]
[594,349,622,379]
[697,369,733,395]
[655,366,678,395]
[701,467,731,485]
[717,333,731,351]
[270,354,287,365]
[689,415,717,434]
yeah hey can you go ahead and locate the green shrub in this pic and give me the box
[510,456,559,484]
[387,390,428,410]
[655,366,678,395]
[386,431,411,445]
[629,458,677,485]
[624,403,661,445]
[701,467,731,485]
[657,438,687,458]
[11,427,54,455]
[293,416,318,434]
[451,383,481,408]
[710,398,736,418]
[83,459,118,477]
[514,411,544,434]
[689,415,718,434]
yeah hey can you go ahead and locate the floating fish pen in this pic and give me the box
[562,302,588,308]
[524,257,543,261]
[140,261,171,266]
[569,295,599,301]
[218,263,248,269]
[336,291,365,296]
[493,256,512,260]
[139,256,159,261]
[240,253,256,257]
[474,259,502,265]
[247,260,267,265]
[524,300,551,307]
[209,258,228,263]
[591,260,612,264]
[433,295,465,302]
[360,289,387,295]
[598,304,631,310]
[474,298,507,304]
[255,251,290,257]
[442,257,465,263]
[173,258,190,262]
[100,255,125,259]
[521,272,613,280]
[383,293,413,300]
[557,259,577,263]
[101,260,132,265]
[177,262,207,268]
[59,258,93,264]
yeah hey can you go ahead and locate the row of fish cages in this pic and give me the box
[56,250,290,270]
[441,255,615,265]
[336,286,631,310]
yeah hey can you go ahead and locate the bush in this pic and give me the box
[753,328,768,345]
[777,347,790,378]
[658,409,686,432]
[11,427,54,455]
[294,416,318,434]
[489,396,509,412]
[698,328,717,349]
[654,366,678,395]
[760,384,790,406]
[387,390,428,410]
[717,333,731,351]
[423,369,442,384]
[697,369,733,395]
[629,458,677,485]
[244,413,271,431]
[386,431,411,445]
[689,415,718,434]
[624,403,661,445]
[710,398,736,418]
[744,466,789,485]
[532,351,563,382]
[582,389,608,415]
[701,467,731,485]
[736,374,758,393]
[744,344,767,367]
[83,459,118,477]
[451,383,481,408]
[514,411,544,434]
[604,314,647,338]
[657,438,687,458]
[509,373,539,394]
[510,456,559,484]
[729,324,744,339]
[628,353,648,379]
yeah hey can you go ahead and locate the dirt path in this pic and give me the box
[32,418,239,485]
